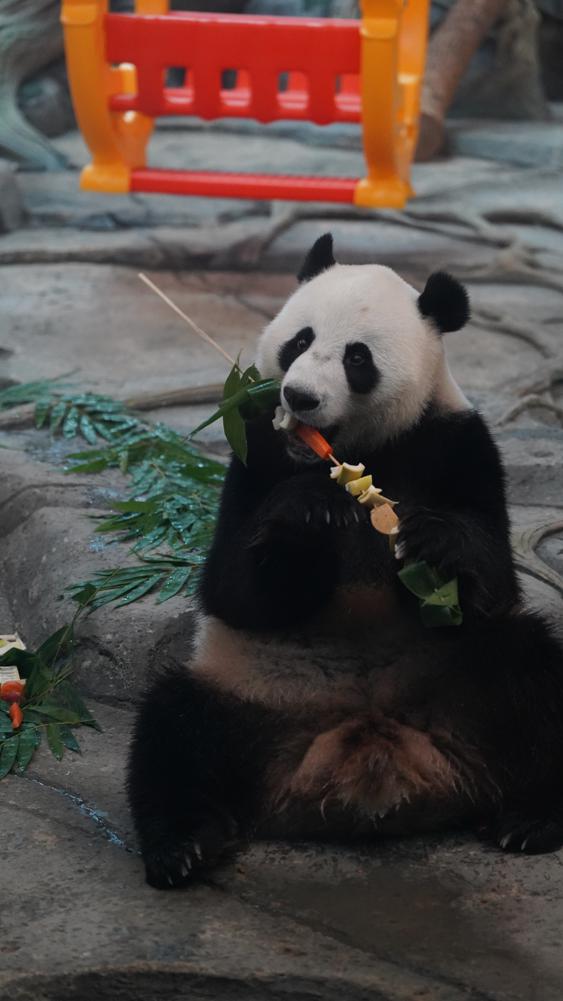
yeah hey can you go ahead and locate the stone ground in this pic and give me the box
[1,117,563,1000]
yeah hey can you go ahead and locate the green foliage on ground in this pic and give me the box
[0,380,226,608]
[0,617,100,779]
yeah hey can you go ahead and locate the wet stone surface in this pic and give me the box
[1,121,563,998]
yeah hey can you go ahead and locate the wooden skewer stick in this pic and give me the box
[138,272,238,369]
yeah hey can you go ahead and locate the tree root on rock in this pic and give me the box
[512,519,563,597]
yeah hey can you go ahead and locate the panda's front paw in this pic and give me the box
[143,814,239,890]
[254,476,363,545]
[396,508,460,577]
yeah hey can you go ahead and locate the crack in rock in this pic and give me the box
[25,775,135,853]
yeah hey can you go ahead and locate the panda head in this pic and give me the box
[257,233,471,458]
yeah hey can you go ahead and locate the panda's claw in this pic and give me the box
[480,810,563,855]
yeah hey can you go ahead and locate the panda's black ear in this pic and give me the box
[297,233,336,283]
[418,272,470,333]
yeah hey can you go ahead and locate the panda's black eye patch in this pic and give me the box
[343,342,378,394]
[278,326,315,372]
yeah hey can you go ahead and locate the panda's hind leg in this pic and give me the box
[127,665,273,889]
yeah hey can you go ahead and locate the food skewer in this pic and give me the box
[290,419,399,541]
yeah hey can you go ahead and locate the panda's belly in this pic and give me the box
[191,585,443,713]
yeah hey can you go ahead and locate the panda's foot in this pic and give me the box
[285,715,460,819]
[143,814,239,890]
[482,812,563,855]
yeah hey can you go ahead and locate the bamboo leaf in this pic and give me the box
[60,726,81,753]
[223,406,248,464]
[62,405,80,438]
[113,500,155,514]
[50,400,68,432]
[23,664,51,700]
[0,376,69,410]
[115,574,164,606]
[79,413,98,444]
[46,724,64,760]
[242,363,261,384]
[71,583,97,608]
[397,561,440,599]
[16,728,40,772]
[190,387,250,437]
[0,711,12,735]
[89,581,151,608]
[157,566,192,602]
[33,703,84,724]
[92,421,116,441]
[0,735,20,778]
[66,457,110,474]
[57,682,100,731]
[423,577,460,609]
[223,363,243,399]
[35,399,51,428]
[36,625,73,666]
[420,603,463,628]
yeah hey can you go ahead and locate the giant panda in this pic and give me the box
[128,233,563,889]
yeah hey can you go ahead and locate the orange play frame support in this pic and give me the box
[61,0,430,208]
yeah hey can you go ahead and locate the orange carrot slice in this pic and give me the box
[9,703,23,730]
[294,424,334,461]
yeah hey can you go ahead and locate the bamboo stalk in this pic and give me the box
[0,383,224,431]
[138,273,238,368]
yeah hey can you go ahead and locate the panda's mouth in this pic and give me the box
[285,422,340,463]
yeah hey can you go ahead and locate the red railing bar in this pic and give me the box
[130,168,358,202]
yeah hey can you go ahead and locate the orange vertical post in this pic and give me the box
[354,0,429,208]
[61,0,156,192]
[398,0,431,163]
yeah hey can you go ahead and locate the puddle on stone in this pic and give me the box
[229,840,562,1001]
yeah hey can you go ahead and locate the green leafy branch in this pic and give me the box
[398,561,462,627]
[0,375,72,411]
[191,362,280,464]
[0,380,226,609]
[67,555,207,610]
[0,619,100,779]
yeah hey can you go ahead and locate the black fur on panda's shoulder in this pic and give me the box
[365,408,507,520]
[418,272,470,333]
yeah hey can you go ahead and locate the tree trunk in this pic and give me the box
[417,0,510,161]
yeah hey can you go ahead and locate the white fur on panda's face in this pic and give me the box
[257,263,444,452]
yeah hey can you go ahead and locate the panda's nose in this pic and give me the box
[283,385,320,412]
